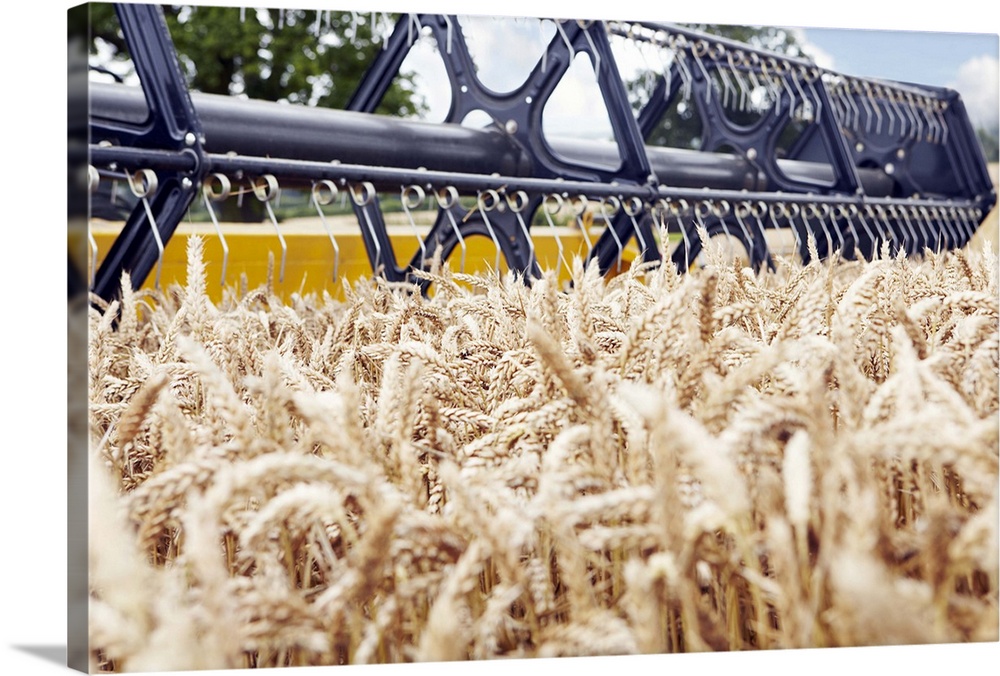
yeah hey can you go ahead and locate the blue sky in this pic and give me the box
[796,27,999,129]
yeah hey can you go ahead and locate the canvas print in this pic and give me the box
[69,1,999,673]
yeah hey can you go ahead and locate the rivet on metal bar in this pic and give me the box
[202,173,231,286]
[126,168,164,289]
[350,181,382,276]
[401,184,428,269]
[252,174,286,284]
[311,179,341,281]
[436,186,465,273]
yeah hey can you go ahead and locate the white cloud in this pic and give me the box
[948,54,999,130]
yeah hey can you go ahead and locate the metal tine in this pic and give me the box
[126,168,164,289]
[906,205,925,253]
[790,66,812,121]
[507,190,535,279]
[311,179,341,281]
[475,189,503,274]
[577,20,601,74]
[745,53,766,112]
[733,201,757,263]
[809,202,836,260]
[937,100,950,146]
[651,199,670,261]
[571,194,593,254]
[888,204,915,255]
[851,204,876,258]
[771,58,797,118]
[406,13,423,47]
[713,200,736,259]
[904,204,931,253]
[716,54,736,110]
[758,58,781,112]
[87,165,100,288]
[554,20,576,65]
[856,81,875,134]
[671,36,695,102]
[401,184,428,269]
[599,196,625,273]
[253,174,286,284]
[436,186,465,273]
[938,206,962,250]
[803,67,823,124]
[843,79,862,132]
[798,203,817,262]
[624,196,648,260]
[693,200,718,259]
[675,199,693,271]
[653,30,675,103]
[351,181,383,277]
[441,14,453,54]
[835,204,861,257]
[729,50,753,112]
[768,202,798,259]
[691,40,713,105]
[874,85,896,136]
[865,204,891,255]
[202,173,231,286]
[542,193,572,278]
[956,206,978,247]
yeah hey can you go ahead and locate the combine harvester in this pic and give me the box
[80,3,997,302]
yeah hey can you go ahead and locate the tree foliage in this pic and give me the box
[88,4,425,117]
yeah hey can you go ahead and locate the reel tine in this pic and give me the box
[624,196,648,260]
[571,195,593,253]
[543,193,572,278]
[126,168,164,290]
[87,165,100,288]
[351,181,383,277]
[312,179,341,281]
[599,196,624,273]
[202,173,231,286]
[436,186,465,273]
[401,184,428,269]
[734,201,755,265]
[807,202,835,261]
[476,189,503,274]
[507,190,535,279]
[253,174,286,284]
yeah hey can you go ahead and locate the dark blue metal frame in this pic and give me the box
[89,3,207,302]
[86,5,996,300]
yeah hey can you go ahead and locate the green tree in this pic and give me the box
[88,4,424,117]
[976,126,999,163]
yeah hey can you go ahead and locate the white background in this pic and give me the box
[1,0,997,674]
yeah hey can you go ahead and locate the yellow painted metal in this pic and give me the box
[85,216,642,302]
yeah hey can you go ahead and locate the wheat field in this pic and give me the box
[85,235,999,672]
